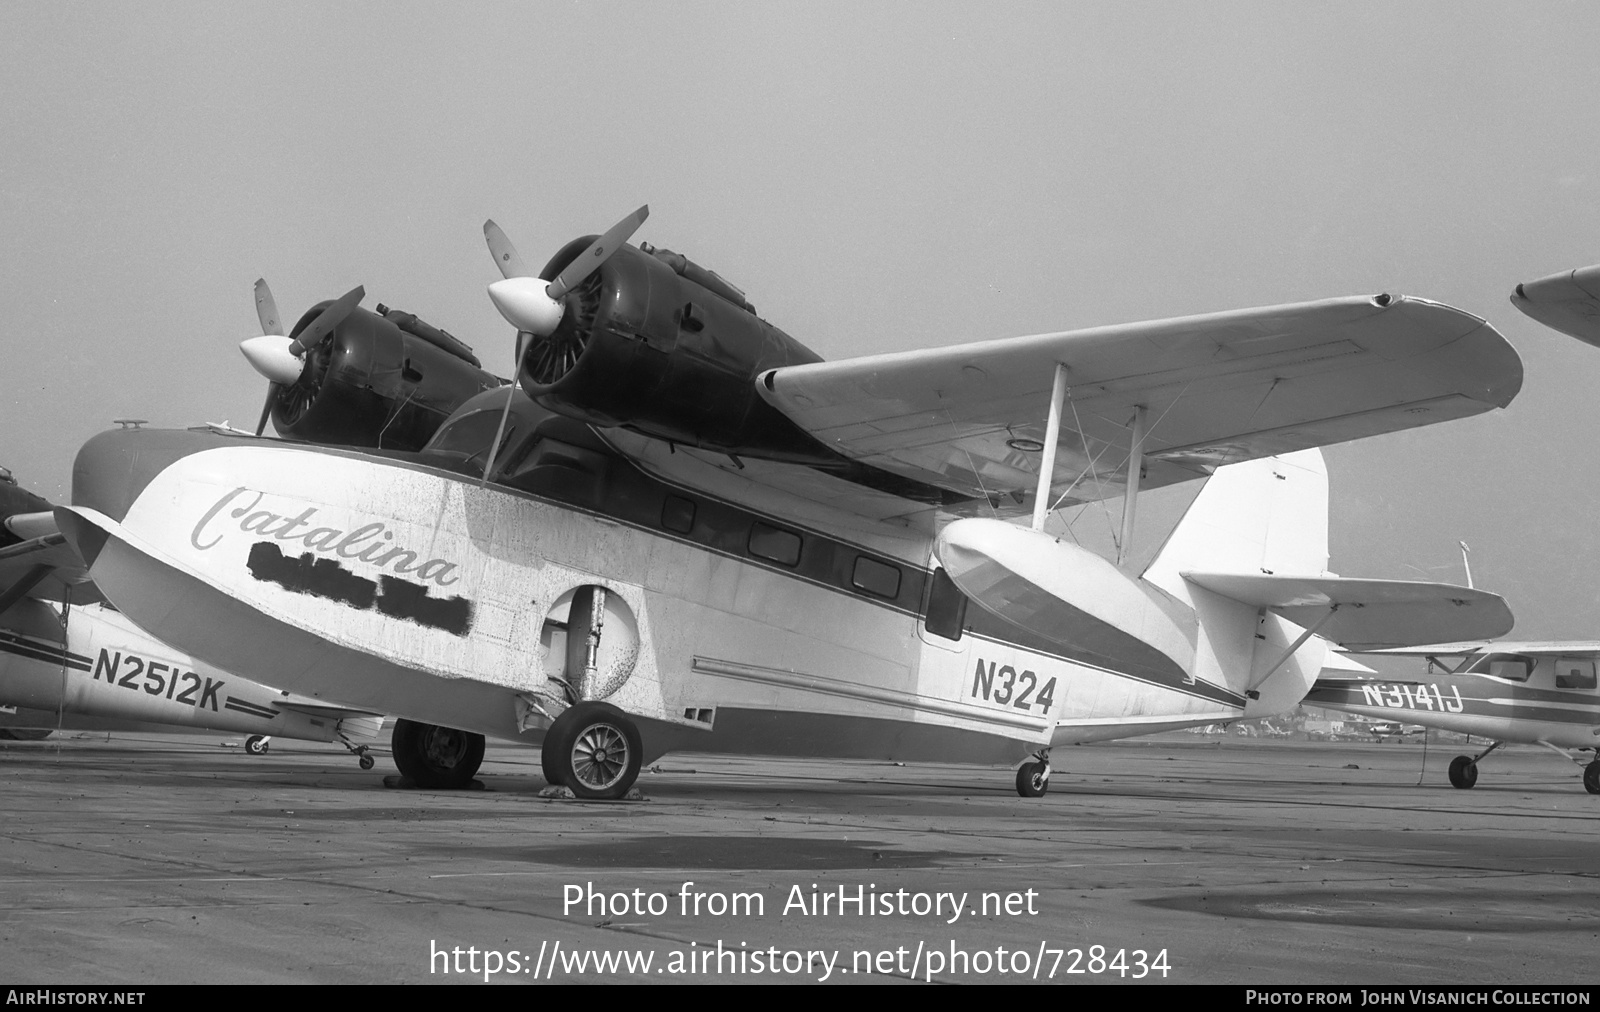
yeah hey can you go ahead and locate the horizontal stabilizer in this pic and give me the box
[1183,573,1513,650]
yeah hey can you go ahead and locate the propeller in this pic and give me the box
[483,205,648,336]
[238,281,365,436]
[476,206,648,485]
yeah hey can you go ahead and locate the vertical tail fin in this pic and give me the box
[1141,449,1331,714]
[1143,448,1329,596]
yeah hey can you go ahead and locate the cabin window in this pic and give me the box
[1466,654,1533,682]
[661,495,696,534]
[748,522,802,567]
[851,556,902,600]
[923,567,967,642]
[1556,659,1597,690]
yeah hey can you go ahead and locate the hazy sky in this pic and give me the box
[3,2,1598,637]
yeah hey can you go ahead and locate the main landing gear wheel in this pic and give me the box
[1448,755,1478,789]
[541,701,642,800]
[244,735,270,756]
[390,719,486,788]
[1584,762,1600,795]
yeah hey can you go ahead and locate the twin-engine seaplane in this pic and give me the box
[42,206,1524,799]
[0,471,383,761]
[1308,644,1600,792]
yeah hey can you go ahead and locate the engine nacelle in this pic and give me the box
[518,239,831,463]
[270,303,500,451]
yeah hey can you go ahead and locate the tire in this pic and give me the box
[541,701,642,800]
[1584,763,1600,795]
[1447,755,1478,789]
[390,719,486,788]
[244,735,269,756]
[1015,760,1049,798]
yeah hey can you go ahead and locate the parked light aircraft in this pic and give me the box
[1308,644,1600,792]
[0,475,384,763]
[35,208,1524,799]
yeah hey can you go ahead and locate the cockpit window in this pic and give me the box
[424,409,515,477]
[1465,653,1533,682]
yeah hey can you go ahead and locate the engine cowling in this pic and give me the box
[517,239,832,464]
[270,304,500,451]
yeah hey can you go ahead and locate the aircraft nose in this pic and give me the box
[72,427,218,522]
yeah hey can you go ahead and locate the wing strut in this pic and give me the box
[1116,405,1148,566]
[1029,363,1068,532]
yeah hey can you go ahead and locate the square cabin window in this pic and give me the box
[661,494,696,534]
[1556,659,1597,690]
[748,522,802,567]
[852,556,902,599]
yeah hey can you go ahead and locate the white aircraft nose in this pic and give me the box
[239,334,304,385]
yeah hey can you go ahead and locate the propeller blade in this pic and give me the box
[287,285,365,356]
[253,279,282,336]
[546,205,648,301]
[483,220,529,279]
[255,383,279,437]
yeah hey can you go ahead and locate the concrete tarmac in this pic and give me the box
[2,731,1597,985]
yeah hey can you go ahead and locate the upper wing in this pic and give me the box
[1511,265,1600,346]
[757,295,1521,510]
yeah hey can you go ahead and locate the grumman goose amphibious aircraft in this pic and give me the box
[39,207,1521,799]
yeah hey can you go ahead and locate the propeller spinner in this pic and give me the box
[238,280,365,436]
[483,206,648,337]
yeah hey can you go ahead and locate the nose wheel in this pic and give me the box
[244,735,271,756]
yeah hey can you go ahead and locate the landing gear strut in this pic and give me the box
[541,701,642,800]
[390,719,486,788]
[1015,748,1051,798]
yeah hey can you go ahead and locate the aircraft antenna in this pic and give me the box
[1459,541,1473,589]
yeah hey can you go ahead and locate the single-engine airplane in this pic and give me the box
[43,207,1524,799]
[1308,644,1600,792]
[0,472,384,762]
